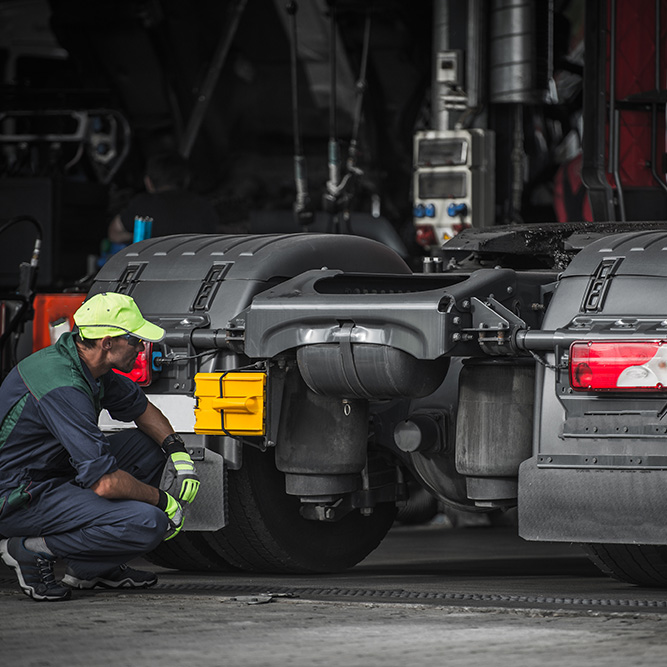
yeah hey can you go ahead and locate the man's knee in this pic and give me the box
[122,502,169,552]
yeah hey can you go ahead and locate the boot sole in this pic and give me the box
[62,573,158,590]
[0,539,71,601]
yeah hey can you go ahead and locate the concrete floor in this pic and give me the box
[2,523,667,666]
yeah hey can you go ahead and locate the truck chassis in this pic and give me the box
[93,224,667,586]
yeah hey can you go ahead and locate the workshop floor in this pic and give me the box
[2,522,666,667]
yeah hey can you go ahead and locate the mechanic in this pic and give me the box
[0,292,200,601]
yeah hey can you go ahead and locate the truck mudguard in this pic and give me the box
[520,231,667,544]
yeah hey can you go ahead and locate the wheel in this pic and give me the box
[582,543,667,587]
[202,446,397,573]
[145,531,236,572]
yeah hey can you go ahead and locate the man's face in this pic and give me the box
[109,335,145,373]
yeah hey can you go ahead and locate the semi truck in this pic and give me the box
[92,221,667,587]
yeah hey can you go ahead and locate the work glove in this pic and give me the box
[159,434,201,504]
[157,490,185,541]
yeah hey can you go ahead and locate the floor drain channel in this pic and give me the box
[153,582,667,609]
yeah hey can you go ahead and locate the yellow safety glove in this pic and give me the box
[157,490,185,541]
[160,434,201,504]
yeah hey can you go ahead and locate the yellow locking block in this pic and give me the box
[194,372,266,436]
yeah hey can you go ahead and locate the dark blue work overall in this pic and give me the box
[0,333,168,579]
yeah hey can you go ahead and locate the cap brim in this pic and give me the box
[131,320,166,342]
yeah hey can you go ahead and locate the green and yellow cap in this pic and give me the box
[74,292,165,342]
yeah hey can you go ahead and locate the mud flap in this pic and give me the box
[182,448,227,532]
[518,456,667,544]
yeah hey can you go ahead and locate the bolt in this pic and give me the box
[507,286,514,294]
[453,316,461,325]
[361,508,374,516]
[462,300,470,309]
[452,333,462,341]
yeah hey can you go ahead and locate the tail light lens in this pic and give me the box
[569,341,667,391]
[114,343,153,387]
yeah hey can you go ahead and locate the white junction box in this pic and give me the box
[413,129,495,247]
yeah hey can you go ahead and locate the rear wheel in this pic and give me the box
[582,543,667,587]
[145,531,236,572]
[202,446,397,573]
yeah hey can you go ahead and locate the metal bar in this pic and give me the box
[287,1,313,225]
[607,0,617,175]
[581,0,616,221]
[649,0,667,193]
[466,0,485,112]
[612,109,626,220]
[179,0,248,159]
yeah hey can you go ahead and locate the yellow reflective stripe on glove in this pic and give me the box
[157,490,185,541]
[159,451,201,504]
[171,452,196,473]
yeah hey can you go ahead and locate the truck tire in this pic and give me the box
[146,531,236,572]
[202,446,397,573]
[582,544,667,587]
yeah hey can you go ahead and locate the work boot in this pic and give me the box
[62,563,158,589]
[0,537,71,601]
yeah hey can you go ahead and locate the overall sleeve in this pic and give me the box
[36,386,118,488]
[101,371,148,422]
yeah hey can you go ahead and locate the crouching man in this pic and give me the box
[0,292,200,601]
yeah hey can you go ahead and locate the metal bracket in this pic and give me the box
[187,445,206,461]
[467,296,527,355]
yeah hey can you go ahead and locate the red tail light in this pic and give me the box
[569,341,667,391]
[114,343,153,387]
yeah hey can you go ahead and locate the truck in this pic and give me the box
[90,221,667,587]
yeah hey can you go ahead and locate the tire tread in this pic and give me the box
[582,543,667,587]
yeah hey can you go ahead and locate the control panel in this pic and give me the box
[413,129,495,248]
